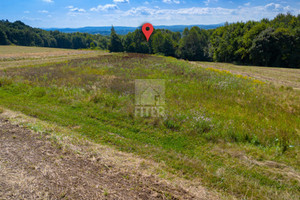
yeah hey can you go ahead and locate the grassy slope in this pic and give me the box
[192,61,300,90]
[0,48,299,199]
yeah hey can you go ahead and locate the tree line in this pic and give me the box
[0,13,299,68]
[0,20,109,49]
[109,13,300,68]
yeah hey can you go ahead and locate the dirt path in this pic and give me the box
[0,115,215,200]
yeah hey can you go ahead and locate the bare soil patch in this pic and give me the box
[0,114,216,200]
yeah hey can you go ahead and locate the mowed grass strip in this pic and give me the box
[0,45,108,69]
[192,61,300,90]
[0,53,299,199]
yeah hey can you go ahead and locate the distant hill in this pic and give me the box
[44,24,224,35]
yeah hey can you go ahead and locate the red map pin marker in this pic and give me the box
[142,23,154,42]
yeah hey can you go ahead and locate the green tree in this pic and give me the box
[237,22,267,62]
[249,28,278,66]
[152,31,164,54]
[90,41,96,49]
[123,29,150,53]
[152,31,176,56]
[108,26,123,52]
[177,27,209,61]
[71,35,85,49]
[55,33,72,48]
[0,30,9,45]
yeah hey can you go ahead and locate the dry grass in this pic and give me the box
[0,45,108,69]
[0,45,72,55]
[191,61,300,90]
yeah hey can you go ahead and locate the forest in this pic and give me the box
[0,13,299,68]
[0,20,109,50]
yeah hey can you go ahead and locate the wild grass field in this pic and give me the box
[0,46,299,199]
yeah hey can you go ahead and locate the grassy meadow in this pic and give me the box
[0,47,299,199]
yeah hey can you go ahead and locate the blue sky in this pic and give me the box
[0,0,299,28]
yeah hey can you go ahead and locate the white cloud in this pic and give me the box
[42,0,54,3]
[244,2,250,6]
[125,3,299,18]
[125,6,233,16]
[163,0,180,4]
[203,0,218,6]
[264,3,290,12]
[24,11,30,14]
[67,6,86,13]
[66,6,86,17]
[38,10,49,13]
[121,3,300,25]
[90,4,118,12]
[28,2,300,27]
[21,16,42,21]
[113,0,129,3]
[176,7,232,15]
[125,7,155,16]
[72,8,86,12]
